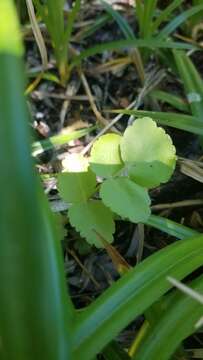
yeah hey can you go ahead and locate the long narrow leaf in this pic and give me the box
[157,4,203,40]
[145,214,198,239]
[71,39,195,68]
[113,109,203,135]
[151,0,184,33]
[32,127,95,156]
[65,0,81,63]
[150,89,189,112]
[174,50,203,119]
[134,0,144,33]
[73,235,203,359]
[142,0,158,38]
[133,275,203,360]
[101,0,134,39]
[0,1,74,359]
[33,0,68,81]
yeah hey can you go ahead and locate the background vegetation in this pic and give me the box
[1,0,203,359]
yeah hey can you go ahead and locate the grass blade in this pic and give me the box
[101,0,134,39]
[100,0,144,82]
[64,0,81,64]
[77,14,110,41]
[0,1,74,358]
[151,0,184,34]
[32,127,95,156]
[174,50,203,119]
[157,4,203,40]
[133,275,203,360]
[113,109,203,135]
[73,235,203,359]
[26,0,48,70]
[142,0,158,38]
[71,39,195,69]
[145,214,198,240]
[134,0,144,33]
[150,89,189,112]
[33,0,68,82]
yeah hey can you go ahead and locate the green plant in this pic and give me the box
[0,1,74,358]
[33,0,81,83]
[114,48,203,136]
[58,117,176,247]
[2,2,203,360]
[70,0,203,71]
[133,275,203,360]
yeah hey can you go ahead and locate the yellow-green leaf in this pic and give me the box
[90,134,123,177]
[120,118,176,188]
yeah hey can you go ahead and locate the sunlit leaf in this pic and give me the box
[62,153,89,172]
[90,134,123,177]
[120,118,176,188]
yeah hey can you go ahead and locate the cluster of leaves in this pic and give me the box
[58,118,176,247]
[3,2,203,360]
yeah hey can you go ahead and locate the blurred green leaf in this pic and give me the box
[174,50,203,118]
[145,214,199,239]
[101,0,134,39]
[150,90,189,112]
[0,1,74,358]
[71,38,195,68]
[157,4,203,40]
[32,127,94,156]
[113,109,203,135]
[151,0,184,34]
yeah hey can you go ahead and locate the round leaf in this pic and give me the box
[68,200,115,248]
[58,170,97,203]
[120,118,176,188]
[100,178,151,223]
[90,134,123,177]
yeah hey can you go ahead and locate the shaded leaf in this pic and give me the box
[113,109,203,135]
[58,170,97,203]
[71,39,194,69]
[100,178,151,223]
[69,200,115,247]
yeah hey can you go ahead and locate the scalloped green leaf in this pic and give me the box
[58,169,97,203]
[100,178,151,223]
[68,200,115,247]
[90,133,123,177]
[120,117,176,188]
